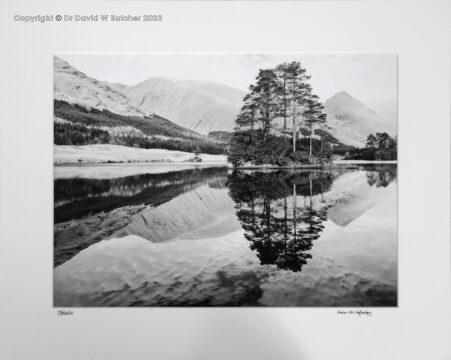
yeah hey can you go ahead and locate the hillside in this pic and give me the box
[54,99,199,140]
[54,56,394,151]
[122,77,246,134]
[323,91,386,147]
[54,56,147,117]
[54,58,226,155]
[120,77,390,148]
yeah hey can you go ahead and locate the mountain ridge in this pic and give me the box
[54,56,395,148]
[323,91,386,147]
[121,77,246,135]
[54,56,148,118]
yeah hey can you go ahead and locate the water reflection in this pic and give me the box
[365,165,397,188]
[228,171,333,272]
[54,167,228,266]
[55,167,228,223]
[54,164,398,307]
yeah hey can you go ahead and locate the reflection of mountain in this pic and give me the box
[54,167,228,266]
[111,185,240,242]
[54,166,398,307]
[327,172,377,227]
[326,166,397,227]
[54,167,227,223]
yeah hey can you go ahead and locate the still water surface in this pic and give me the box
[54,164,397,307]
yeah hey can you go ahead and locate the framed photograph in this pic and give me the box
[53,53,398,308]
[0,1,449,360]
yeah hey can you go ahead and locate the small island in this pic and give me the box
[228,61,397,169]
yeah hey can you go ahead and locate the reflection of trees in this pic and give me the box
[365,165,397,188]
[55,167,228,223]
[54,167,229,267]
[228,171,332,272]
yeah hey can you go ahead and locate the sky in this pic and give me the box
[58,53,397,124]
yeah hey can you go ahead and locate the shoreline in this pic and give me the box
[332,160,397,164]
[54,161,228,167]
[53,144,227,165]
[233,160,397,170]
[54,145,396,168]
[54,160,397,168]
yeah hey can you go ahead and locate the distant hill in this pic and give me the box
[121,77,246,135]
[120,77,391,147]
[53,57,225,154]
[323,91,388,147]
[54,56,395,150]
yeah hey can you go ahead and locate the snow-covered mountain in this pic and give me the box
[54,56,393,148]
[54,56,148,117]
[54,57,205,142]
[121,77,246,135]
[120,79,389,146]
[322,91,387,148]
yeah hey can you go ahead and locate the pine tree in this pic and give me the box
[275,63,291,146]
[253,69,279,140]
[366,134,377,149]
[236,85,258,144]
[303,95,327,159]
[375,132,393,149]
[285,62,311,153]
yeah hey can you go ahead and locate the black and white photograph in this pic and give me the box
[53,53,398,307]
[2,1,451,359]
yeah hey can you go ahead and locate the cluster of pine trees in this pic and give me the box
[345,132,397,161]
[365,132,397,150]
[114,134,224,154]
[54,122,111,145]
[54,121,225,154]
[228,61,329,167]
[54,100,225,154]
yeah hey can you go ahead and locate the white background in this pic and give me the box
[0,1,450,360]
